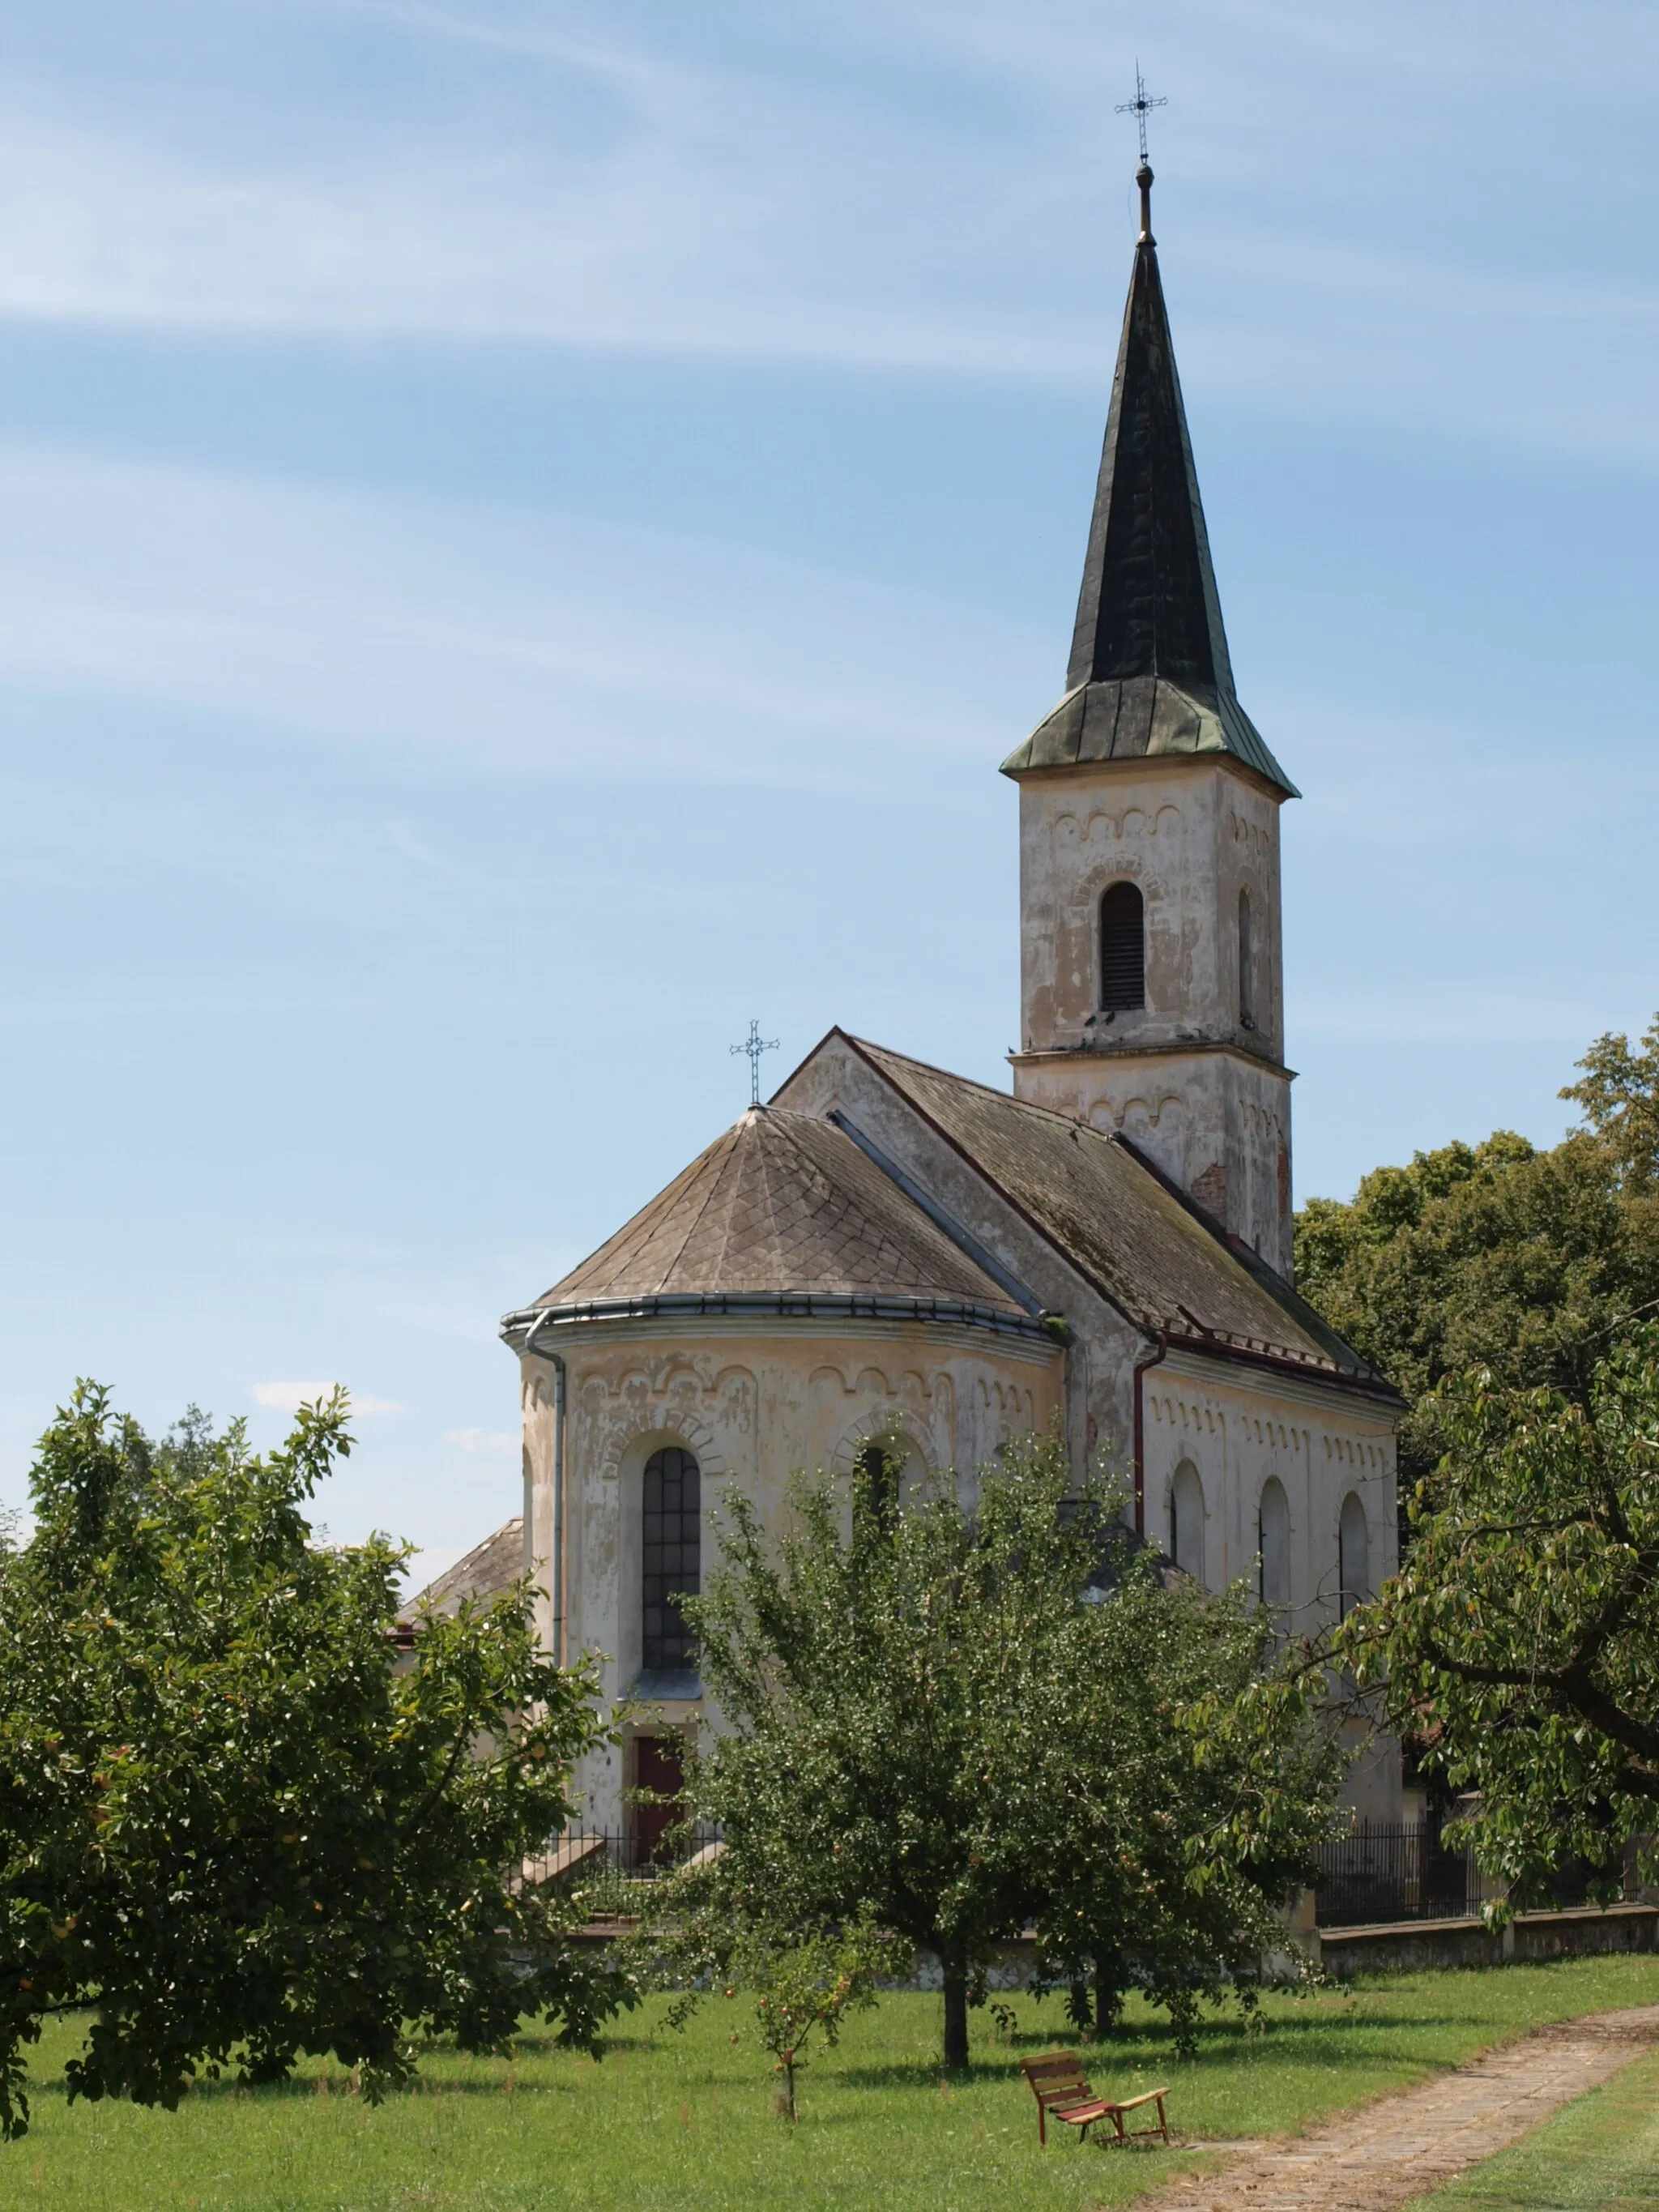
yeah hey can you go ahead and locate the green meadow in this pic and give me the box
[9,1957,1659,2212]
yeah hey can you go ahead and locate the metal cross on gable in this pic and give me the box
[731,1018,778,1108]
[1115,62,1167,164]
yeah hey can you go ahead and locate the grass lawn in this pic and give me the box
[1410,2038,1659,2210]
[6,1957,1659,2211]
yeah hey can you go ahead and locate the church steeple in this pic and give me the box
[1002,164,1295,797]
[1067,161,1235,700]
[1003,157,1299,1278]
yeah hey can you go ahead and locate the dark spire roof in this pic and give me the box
[1003,165,1296,796]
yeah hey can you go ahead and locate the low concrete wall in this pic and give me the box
[1318,1904,1659,1979]
[577,1903,1659,1985]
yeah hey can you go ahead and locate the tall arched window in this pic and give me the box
[1338,1491,1370,1622]
[1099,882,1145,1012]
[642,1445,701,1673]
[1169,1460,1205,1584]
[1238,887,1255,1028]
[855,1437,902,1531]
[1258,1475,1290,1608]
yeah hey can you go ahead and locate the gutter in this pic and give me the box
[518,1309,567,1667]
[1132,1332,1168,1540]
[500,1289,1055,1343]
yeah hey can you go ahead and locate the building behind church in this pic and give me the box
[429,160,1405,1836]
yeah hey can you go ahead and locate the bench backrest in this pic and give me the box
[1021,2053,1092,2100]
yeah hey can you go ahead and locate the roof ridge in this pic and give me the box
[848,1033,1130,1142]
[835,1032,1396,1395]
[651,1115,747,1293]
[742,1107,838,1280]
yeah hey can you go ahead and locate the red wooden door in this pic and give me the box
[633,1735,684,1867]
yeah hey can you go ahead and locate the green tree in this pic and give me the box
[676,1438,1337,2068]
[0,1384,628,2140]
[1562,1015,1659,1192]
[1294,1016,1659,1488]
[638,1898,896,2121]
[1338,1326,1659,1900]
[1012,1560,1338,2047]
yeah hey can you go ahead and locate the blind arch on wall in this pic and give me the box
[1170,1459,1205,1585]
[1239,887,1255,1027]
[1099,881,1145,1012]
[642,1445,701,1673]
[1258,1475,1290,1608]
[1338,1490,1370,1623]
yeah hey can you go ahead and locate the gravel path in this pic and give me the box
[1135,2005,1659,2212]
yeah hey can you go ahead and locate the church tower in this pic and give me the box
[1002,162,1299,1278]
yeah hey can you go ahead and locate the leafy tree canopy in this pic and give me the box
[0,1384,627,2139]
[1295,1016,1659,1486]
[665,1437,1338,2067]
[1339,1326,1659,1901]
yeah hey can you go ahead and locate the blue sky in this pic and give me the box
[0,0,1655,1580]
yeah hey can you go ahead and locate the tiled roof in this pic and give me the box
[400,1517,523,1624]
[529,1105,1028,1320]
[841,1036,1395,1394]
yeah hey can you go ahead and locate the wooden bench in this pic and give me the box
[1020,2052,1171,2146]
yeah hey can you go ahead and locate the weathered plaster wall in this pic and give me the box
[521,1316,1062,1828]
[1142,1345,1402,1821]
[1008,755,1293,1273]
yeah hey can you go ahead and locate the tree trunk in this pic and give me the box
[941,1963,970,2070]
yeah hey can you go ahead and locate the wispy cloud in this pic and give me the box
[443,1427,518,1454]
[0,442,1039,786]
[250,1380,405,1415]
[0,2,1654,457]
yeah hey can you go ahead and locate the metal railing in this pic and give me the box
[1312,1817,1614,1928]
[518,1826,723,1895]
[1313,1819,1491,1928]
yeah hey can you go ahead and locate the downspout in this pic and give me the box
[1132,1332,1167,1541]
[519,1309,566,1667]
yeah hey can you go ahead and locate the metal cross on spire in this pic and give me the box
[1115,62,1166,164]
[731,1018,778,1108]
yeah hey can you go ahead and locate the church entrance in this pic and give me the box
[632,1733,684,1868]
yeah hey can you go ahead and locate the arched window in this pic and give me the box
[855,1437,904,1531]
[1338,1491,1370,1622]
[642,1445,701,1673]
[1238,888,1255,1029]
[1169,1460,1205,1584]
[1099,882,1145,1012]
[1258,1475,1290,1607]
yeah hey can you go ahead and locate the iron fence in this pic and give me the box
[1312,1819,1611,1928]
[1313,1819,1488,1928]
[520,1827,723,1895]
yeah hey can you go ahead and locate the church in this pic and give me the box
[430,159,1405,1836]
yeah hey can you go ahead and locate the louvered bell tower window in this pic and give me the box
[1099,882,1145,1012]
[642,1445,701,1673]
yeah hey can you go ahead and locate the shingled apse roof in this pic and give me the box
[1001,169,1296,798]
[519,1104,1040,1334]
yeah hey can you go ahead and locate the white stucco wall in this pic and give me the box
[1140,1344,1402,1821]
[521,1315,1064,1829]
